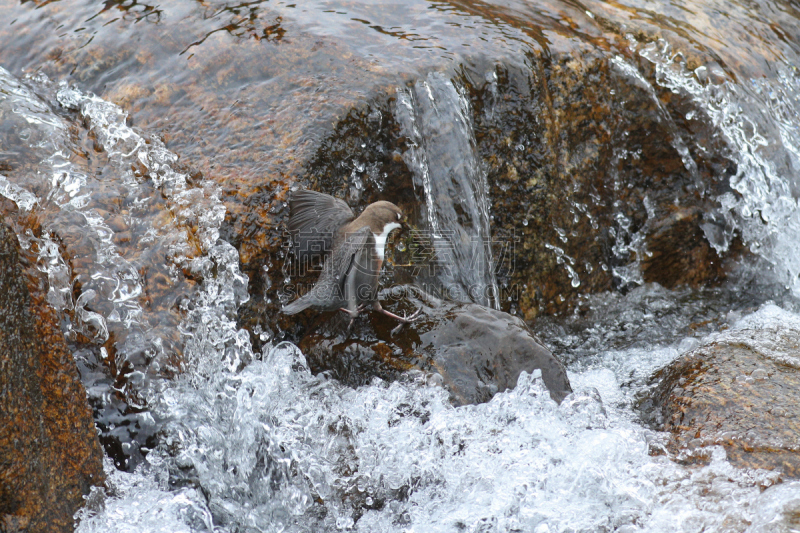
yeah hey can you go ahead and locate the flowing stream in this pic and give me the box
[2,0,800,531]
[395,72,500,309]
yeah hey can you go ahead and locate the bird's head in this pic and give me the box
[362,201,405,235]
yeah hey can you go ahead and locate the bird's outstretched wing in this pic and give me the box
[287,189,355,265]
[283,226,373,314]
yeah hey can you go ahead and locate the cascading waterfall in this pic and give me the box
[394,71,501,309]
[0,66,252,467]
[55,79,252,378]
[632,38,800,294]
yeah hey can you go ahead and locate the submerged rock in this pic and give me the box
[645,326,800,478]
[0,221,105,532]
[299,286,572,405]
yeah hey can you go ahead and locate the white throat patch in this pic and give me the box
[374,222,401,261]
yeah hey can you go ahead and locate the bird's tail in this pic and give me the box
[282,278,341,315]
[282,295,314,315]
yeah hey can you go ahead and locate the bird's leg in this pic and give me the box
[372,302,422,335]
[340,304,368,331]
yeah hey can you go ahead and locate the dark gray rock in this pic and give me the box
[300,286,571,405]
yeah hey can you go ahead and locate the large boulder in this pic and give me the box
[645,320,800,478]
[0,0,745,345]
[0,221,105,532]
[299,286,572,405]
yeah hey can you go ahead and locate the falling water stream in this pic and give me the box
[2,0,800,531]
[395,72,500,309]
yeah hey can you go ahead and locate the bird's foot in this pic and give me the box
[373,303,422,335]
[340,304,368,334]
[339,304,368,318]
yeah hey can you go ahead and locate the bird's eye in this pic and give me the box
[397,213,402,220]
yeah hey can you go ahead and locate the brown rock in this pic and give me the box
[641,207,726,288]
[0,0,745,342]
[0,221,105,532]
[647,327,800,478]
[298,286,572,405]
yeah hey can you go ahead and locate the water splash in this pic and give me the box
[395,71,500,309]
[0,67,252,467]
[0,174,37,211]
[609,209,647,288]
[544,242,582,288]
[75,458,216,533]
[77,337,782,533]
[0,67,140,349]
[632,38,800,295]
[54,81,251,381]
[707,304,800,369]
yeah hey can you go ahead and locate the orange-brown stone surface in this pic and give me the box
[0,0,748,344]
[0,221,105,533]
[649,329,800,478]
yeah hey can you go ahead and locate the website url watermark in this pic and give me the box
[282,228,520,278]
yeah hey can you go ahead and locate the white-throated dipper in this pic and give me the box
[282,189,421,333]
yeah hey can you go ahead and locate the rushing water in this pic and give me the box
[395,72,500,309]
[2,0,800,531]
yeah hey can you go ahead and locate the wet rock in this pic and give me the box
[645,327,800,478]
[0,221,105,532]
[0,0,748,339]
[469,53,739,320]
[639,207,726,289]
[581,0,800,80]
[299,286,571,405]
[276,41,742,327]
